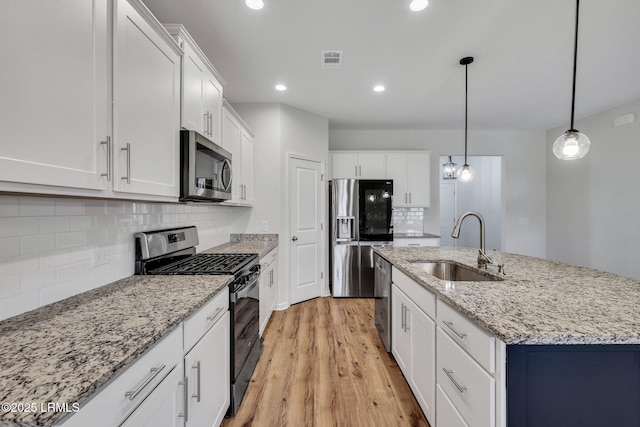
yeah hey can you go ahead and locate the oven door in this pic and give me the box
[230,276,260,381]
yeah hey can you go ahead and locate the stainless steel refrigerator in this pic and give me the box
[329,179,393,297]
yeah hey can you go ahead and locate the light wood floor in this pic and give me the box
[222,297,430,427]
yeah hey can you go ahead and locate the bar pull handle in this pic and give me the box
[192,361,201,402]
[178,377,189,421]
[121,143,131,184]
[443,320,467,339]
[124,364,166,400]
[443,368,467,393]
[100,136,112,181]
[206,306,224,321]
[409,193,412,204]
[209,112,213,137]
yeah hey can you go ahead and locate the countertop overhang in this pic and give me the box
[375,246,640,346]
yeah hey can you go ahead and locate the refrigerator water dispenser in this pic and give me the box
[336,217,355,240]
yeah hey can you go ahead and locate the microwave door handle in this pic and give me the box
[223,158,232,192]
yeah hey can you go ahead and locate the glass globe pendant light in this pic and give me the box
[553,0,591,160]
[457,57,474,182]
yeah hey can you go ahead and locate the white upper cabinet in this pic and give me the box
[112,0,181,199]
[386,151,430,207]
[222,101,253,206]
[0,0,110,192]
[164,25,225,145]
[331,152,385,179]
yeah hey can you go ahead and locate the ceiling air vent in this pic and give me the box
[321,51,343,69]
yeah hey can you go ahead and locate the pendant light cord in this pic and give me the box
[570,0,580,130]
[464,61,468,165]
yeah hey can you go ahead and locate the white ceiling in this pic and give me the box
[143,0,640,131]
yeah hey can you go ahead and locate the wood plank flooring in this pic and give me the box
[222,297,430,427]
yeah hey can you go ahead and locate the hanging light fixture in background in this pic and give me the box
[553,0,591,160]
[457,57,474,182]
[245,0,264,10]
[442,156,457,179]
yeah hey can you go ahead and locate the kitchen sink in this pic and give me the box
[410,261,504,282]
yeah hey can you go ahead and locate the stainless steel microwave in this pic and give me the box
[180,130,232,202]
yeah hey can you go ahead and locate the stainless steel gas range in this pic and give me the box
[135,226,262,416]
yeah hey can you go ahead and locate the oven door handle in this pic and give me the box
[232,276,259,301]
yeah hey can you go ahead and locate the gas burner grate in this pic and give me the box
[149,253,258,275]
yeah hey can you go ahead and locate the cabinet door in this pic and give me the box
[0,1,109,191]
[240,129,254,204]
[407,152,430,207]
[358,153,385,178]
[409,300,436,425]
[181,41,206,135]
[204,75,223,144]
[331,153,359,178]
[113,0,180,198]
[386,154,409,206]
[391,284,411,375]
[120,363,185,427]
[185,312,230,427]
[222,107,242,202]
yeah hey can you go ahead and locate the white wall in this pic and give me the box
[546,98,640,279]
[330,129,547,257]
[233,103,330,305]
[0,195,250,320]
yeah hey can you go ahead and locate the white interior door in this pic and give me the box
[290,157,322,305]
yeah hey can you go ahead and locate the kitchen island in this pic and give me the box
[375,245,640,427]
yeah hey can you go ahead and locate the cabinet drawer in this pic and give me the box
[437,384,469,427]
[437,328,495,427]
[260,248,278,268]
[392,267,435,319]
[61,327,183,427]
[437,298,495,372]
[183,288,229,352]
[394,238,440,247]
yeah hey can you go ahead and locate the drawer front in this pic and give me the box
[394,238,440,247]
[437,298,495,372]
[61,327,183,427]
[437,384,470,427]
[437,328,495,427]
[183,288,229,352]
[260,248,278,268]
[392,267,436,319]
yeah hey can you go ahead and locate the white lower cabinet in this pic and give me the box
[392,269,436,426]
[259,248,278,335]
[436,384,469,427]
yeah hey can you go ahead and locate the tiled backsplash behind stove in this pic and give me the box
[393,207,425,233]
[0,195,245,321]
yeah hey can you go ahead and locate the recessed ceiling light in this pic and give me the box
[409,0,428,12]
[275,84,287,91]
[373,85,385,92]
[245,0,264,10]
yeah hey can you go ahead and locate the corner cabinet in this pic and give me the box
[221,101,254,206]
[164,25,225,145]
[259,248,279,335]
[112,0,181,199]
[1,0,182,202]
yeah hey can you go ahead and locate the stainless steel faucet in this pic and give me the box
[451,211,492,269]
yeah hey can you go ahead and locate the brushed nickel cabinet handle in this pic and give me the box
[124,364,166,400]
[206,306,224,321]
[121,143,131,184]
[100,136,112,181]
[178,377,189,421]
[192,361,201,402]
[443,368,467,393]
[443,320,467,339]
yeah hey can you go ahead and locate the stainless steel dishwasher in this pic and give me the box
[374,253,392,352]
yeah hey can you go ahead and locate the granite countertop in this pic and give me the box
[0,274,232,427]
[375,246,640,346]
[394,232,440,239]
[204,234,279,258]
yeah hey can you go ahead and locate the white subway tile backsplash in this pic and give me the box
[22,268,56,292]
[39,216,70,234]
[0,197,20,217]
[0,276,21,299]
[40,283,71,306]
[0,290,40,319]
[1,255,40,277]
[21,234,56,255]
[57,262,87,284]
[55,200,85,216]
[0,237,20,258]
[19,197,57,216]
[0,217,39,237]
[69,216,96,232]
[56,232,85,249]
[40,250,71,270]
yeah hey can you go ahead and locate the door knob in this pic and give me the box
[292,236,298,241]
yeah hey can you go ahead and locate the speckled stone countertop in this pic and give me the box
[394,232,440,239]
[205,234,278,258]
[375,246,640,345]
[0,274,232,427]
